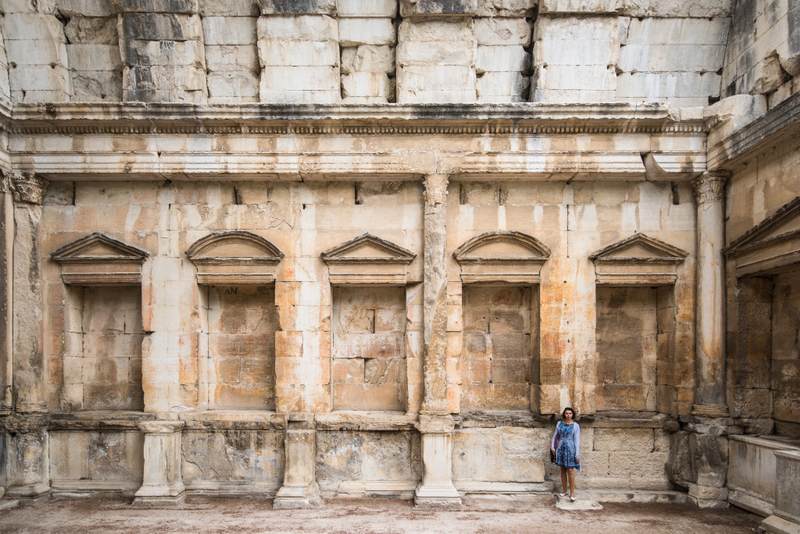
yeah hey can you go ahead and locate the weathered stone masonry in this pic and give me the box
[0,0,798,528]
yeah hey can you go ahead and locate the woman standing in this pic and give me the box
[550,407,581,501]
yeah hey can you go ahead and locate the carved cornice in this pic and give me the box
[9,171,47,205]
[707,91,800,169]
[51,232,149,285]
[590,233,689,286]
[589,233,689,264]
[321,233,416,285]
[454,231,550,284]
[725,197,800,256]
[7,102,705,136]
[321,233,416,264]
[693,171,729,205]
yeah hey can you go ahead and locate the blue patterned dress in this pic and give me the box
[551,421,581,470]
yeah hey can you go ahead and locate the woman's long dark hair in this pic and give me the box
[561,407,576,420]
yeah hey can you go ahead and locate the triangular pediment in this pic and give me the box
[51,233,148,264]
[454,231,550,263]
[726,197,800,256]
[590,233,688,264]
[321,233,416,264]
[186,231,283,264]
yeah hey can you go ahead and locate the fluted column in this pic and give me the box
[416,174,460,508]
[692,171,729,416]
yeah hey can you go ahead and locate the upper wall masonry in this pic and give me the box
[0,0,736,107]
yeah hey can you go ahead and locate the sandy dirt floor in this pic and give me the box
[0,496,761,533]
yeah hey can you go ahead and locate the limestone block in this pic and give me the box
[258,40,339,66]
[206,45,259,71]
[202,16,257,45]
[398,19,473,42]
[117,0,198,13]
[703,93,767,133]
[535,64,616,92]
[56,0,116,16]
[66,44,122,70]
[751,52,789,95]
[72,69,123,100]
[63,17,118,44]
[476,45,529,73]
[453,428,546,483]
[260,0,336,15]
[122,13,203,41]
[473,18,531,46]
[396,40,475,66]
[1,13,65,41]
[338,18,395,47]
[341,72,392,99]
[533,17,620,66]
[336,0,397,17]
[615,71,720,99]
[126,39,204,66]
[6,39,68,66]
[258,15,338,41]
[540,0,730,17]
[618,44,725,72]
[124,64,207,102]
[624,17,729,46]
[340,45,394,74]
[397,64,477,102]
[594,428,654,451]
[400,0,535,17]
[199,0,259,16]
[3,0,55,13]
[9,65,71,93]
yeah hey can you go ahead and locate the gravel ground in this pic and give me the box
[0,495,762,534]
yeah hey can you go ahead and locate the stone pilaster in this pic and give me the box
[0,174,13,412]
[1,414,49,497]
[273,414,320,509]
[417,174,460,508]
[692,171,729,417]
[133,420,185,507]
[422,173,449,415]
[10,172,47,413]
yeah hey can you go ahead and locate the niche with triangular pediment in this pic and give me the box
[453,231,550,284]
[725,196,800,277]
[589,233,688,285]
[321,233,416,285]
[186,231,284,285]
[51,232,149,285]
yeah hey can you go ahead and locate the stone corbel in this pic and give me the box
[273,414,320,509]
[133,420,185,507]
[414,414,461,508]
[1,414,50,498]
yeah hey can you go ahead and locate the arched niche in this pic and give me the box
[453,231,551,284]
[186,230,284,285]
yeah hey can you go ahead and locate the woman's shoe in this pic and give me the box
[569,496,576,502]
[558,492,567,497]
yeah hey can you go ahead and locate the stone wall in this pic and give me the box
[0,0,736,106]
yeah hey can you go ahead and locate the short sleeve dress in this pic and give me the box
[551,421,581,470]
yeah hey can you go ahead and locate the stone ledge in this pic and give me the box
[180,411,287,431]
[315,412,417,431]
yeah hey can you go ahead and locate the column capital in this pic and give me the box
[693,171,729,205]
[423,174,449,206]
[9,171,47,205]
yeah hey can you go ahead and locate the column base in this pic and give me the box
[272,483,321,510]
[688,483,728,509]
[760,515,800,534]
[132,483,186,508]
[414,484,462,509]
[692,404,729,418]
[6,482,50,498]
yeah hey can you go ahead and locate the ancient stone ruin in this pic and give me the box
[0,0,798,530]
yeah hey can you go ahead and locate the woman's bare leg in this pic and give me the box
[567,468,576,498]
[560,467,568,494]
